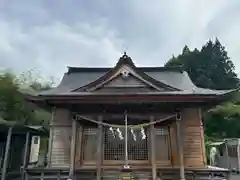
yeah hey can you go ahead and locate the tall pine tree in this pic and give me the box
[165,39,240,139]
[165,39,239,89]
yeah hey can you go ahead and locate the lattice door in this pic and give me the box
[104,127,149,161]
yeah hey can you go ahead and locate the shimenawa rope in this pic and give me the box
[73,114,176,128]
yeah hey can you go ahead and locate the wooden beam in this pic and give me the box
[176,112,185,180]
[50,124,72,127]
[21,132,31,180]
[70,104,177,114]
[97,116,103,180]
[33,93,220,102]
[150,116,156,180]
[69,118,77,178]
[1,126,13,180]
[72,113,172,120]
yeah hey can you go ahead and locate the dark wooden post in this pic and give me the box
[69,117,77,179]
[176,112,185,180]
[21,132,31,180]
[97,116,103,180]
[1,126,13,180]
[225,140,230,169]
[198,108,207,166]
[237,139,240,173]
[76,125,83,167]
[47,106,55,167]
[150,116,156,180]
[22,132,31,168]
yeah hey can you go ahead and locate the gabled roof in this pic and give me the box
[40,54,233,95]
[27,53,237,104]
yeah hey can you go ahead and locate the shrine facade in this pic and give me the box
[26,54,234,180]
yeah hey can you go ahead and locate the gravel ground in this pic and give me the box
[231,173,240,180]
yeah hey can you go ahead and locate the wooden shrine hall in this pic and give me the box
[26,53,236,180]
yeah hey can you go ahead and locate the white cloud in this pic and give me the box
[0,0,239,81]
[0,20,123,79]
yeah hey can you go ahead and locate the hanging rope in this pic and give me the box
[73,114,176,128]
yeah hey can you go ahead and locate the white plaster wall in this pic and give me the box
[29,136,40,163]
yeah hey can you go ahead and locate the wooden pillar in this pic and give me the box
[97,116,103,180]
[22,132,31,168]
[69,118,77,178]
[176,112,185,180]
[225,141,230,169]
[150,116,156,180]
[21,132,31,180]
[198,108,207,165]
[47,107,55,167]
[1,126,13,180]
[75,125,83,167]
[237,139,240,172]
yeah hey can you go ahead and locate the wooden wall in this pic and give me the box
[169,108,205,168]
[49,107,206,169]
[181,108,205,168]
[50,108,72,167]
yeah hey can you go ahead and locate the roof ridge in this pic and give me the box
[67,66,184,73]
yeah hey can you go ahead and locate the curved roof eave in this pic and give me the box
[32,53,239,97]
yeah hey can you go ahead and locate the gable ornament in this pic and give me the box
[121,69,130,78]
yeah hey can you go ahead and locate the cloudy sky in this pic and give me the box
[0,0,239,81]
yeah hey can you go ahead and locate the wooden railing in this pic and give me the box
[157,168,231,180]
[23,167,231,180]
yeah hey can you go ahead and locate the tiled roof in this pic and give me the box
[39,67,234,96]
[36,53,236,97]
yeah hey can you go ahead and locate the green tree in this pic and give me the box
[165,39,240,139]
[204,102,240,138]
[165,39,239,89]
[0,70,52,126]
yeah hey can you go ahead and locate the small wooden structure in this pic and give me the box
[26,54,235,180]
[0,118,47,180]
[209,139,240,172]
